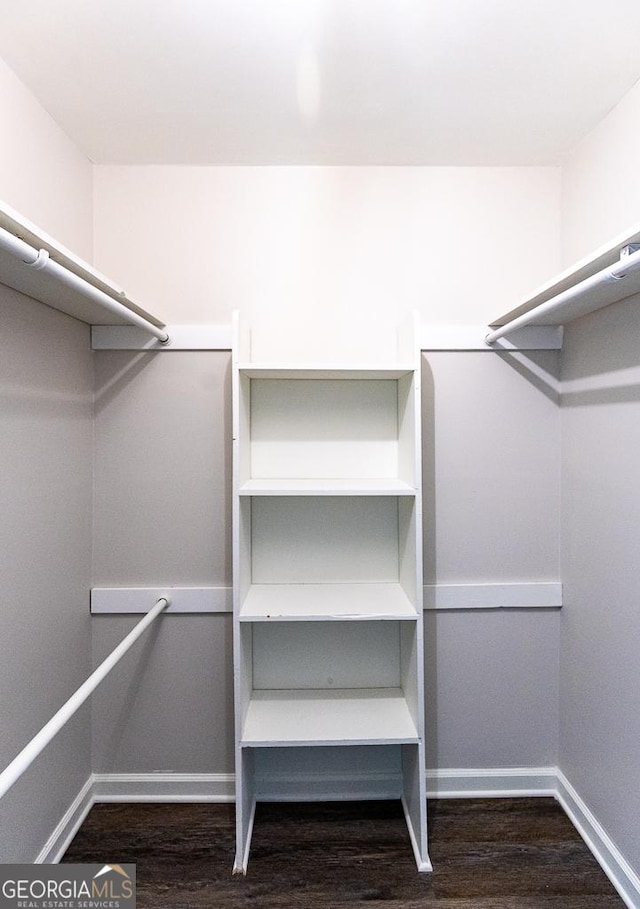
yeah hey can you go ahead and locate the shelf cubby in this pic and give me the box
[236,370,418,490]
[238,620,420,747]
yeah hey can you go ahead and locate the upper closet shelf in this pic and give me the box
[0,201,167,340]
[487,221,640,344]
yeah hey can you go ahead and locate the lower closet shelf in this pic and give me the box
[241,688,419,747]
[239,582,418,620]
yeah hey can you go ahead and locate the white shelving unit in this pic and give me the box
[232,312,431,874]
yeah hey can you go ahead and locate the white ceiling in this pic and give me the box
[1,0,640,166]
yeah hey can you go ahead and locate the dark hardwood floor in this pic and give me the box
[62,798,625,908]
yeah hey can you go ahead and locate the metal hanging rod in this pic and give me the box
[0,225,169,343]
[485,245,640,345]
[0,597,169,801]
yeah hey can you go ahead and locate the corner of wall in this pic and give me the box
[560,77,640,265]
[0,53,94,260]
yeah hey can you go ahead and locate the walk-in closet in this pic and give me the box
[1,3,639,907]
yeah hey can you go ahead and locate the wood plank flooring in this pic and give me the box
[62,798,625,908]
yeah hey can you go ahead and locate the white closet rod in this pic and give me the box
[0,226,169,343]
[0,597,169,801]
[485,245,640,344]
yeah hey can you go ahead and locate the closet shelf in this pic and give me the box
[238,582,419,621]
[0,201,166,333]
[238,478,417,495]
[488,220,640,342]
[237,364,415,379]
[241,688,420,747]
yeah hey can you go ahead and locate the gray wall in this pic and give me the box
[560,299,640,875]
[0,287,93,861]
[91,351,233,772]
[91,348,560,773]
[423,351,560,768]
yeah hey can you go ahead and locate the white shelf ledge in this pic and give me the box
[241,688,419,747]
[238,478,417,496]
[0,200,165,331]
[489,220,640,336]
[237,364,416,379]
[239,582,419,621]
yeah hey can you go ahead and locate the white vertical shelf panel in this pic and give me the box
[232,313,254,874]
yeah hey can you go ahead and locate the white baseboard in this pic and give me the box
[91,767,557,804]
[556,770,640,909]
[38,767,638,909]
[92,772,235,803]
[35,776,94,864]
[426,766,558,798]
